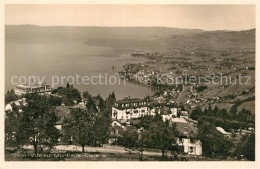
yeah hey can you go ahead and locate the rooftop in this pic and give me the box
[216,127,231,135]
[116,97,146,104]
[172,118,198,137]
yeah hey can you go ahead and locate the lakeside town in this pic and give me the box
[4,5,256,162]
[5,62,255,161]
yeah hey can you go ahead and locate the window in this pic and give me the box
[113,111,117,118]
[189,147,194,153]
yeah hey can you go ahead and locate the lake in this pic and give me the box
[5,37,154,99]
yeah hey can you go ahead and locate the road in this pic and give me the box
[23,144,163,156]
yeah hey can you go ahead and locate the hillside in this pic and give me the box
[166,29,255,51]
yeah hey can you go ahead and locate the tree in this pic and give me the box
[118,127,138,160]
[83,91,90,99]
[190,106,203,120]
[55,86,81,105]
[237,109,252,122]
[48,95,63,106]
[217,108,230,120]
[105,92,116,116]
[197,121,233,159]
[63,108,96,152]
[213,106,219,117]
[5,110,20,148]
[140,116,154,130]
[97,95,106,112]
[244,133,255,160]
[143,116,179,160]
[106,92,116,107]
[5,90,18,104]
[66,81,70,88]
[93,111,110,146]
[16,94,60,156]
[234,133,255,161]
[120,127,138,149]
[86,96,97,112]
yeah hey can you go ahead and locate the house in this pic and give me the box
[161,112,177,122]
[5,103,13,112]
[170,108,178,117]
[111,120,126,129]
[55,122,62,131]
[172,118,202,155]
[180,111,189,118]
[108,126,124,144]
[5,100,26,113]
[73,102,87,110]
[248,127,254,131]
[176,138,202,156]
[112,97,150,120]
[150,106,161,116]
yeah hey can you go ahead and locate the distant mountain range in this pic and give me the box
[5,24,205,39]
[6,25,255,51]
[166,29,255,51]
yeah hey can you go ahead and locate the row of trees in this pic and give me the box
[190,106,254,130]
[5,94,60,156]
[5,89,117,157]
[190,105,255,160]
[195,104,254,122]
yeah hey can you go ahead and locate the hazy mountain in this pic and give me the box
[5,25,204,51]
[166,29,255,51]
[6,25,255,52]
[6,25,204,39]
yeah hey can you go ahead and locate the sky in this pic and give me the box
[5,4,256,31]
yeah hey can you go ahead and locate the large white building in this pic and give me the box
[14,83,51,96]
[112,97,151,120]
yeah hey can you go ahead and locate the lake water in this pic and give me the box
[5,40,153,99]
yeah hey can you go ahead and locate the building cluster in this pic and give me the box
[110,96,202,155]
[5,98,27,113]
[6,83,203,156]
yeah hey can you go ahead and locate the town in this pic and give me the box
[4,80,255,161]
